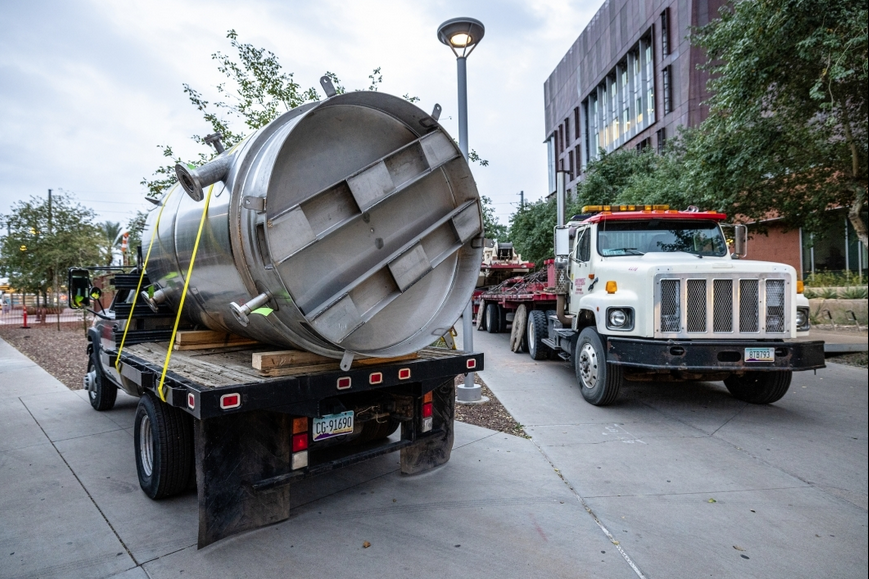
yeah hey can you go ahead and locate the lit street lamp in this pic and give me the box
[437,17,485,403]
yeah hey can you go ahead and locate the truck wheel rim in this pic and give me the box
[85,369,97,399]
[139,415,154,477]
[578,343,599,389]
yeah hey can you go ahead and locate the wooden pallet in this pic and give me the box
[252,350,419,377]
[173,330,259,351]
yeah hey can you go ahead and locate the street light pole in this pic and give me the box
[438,17,485,403]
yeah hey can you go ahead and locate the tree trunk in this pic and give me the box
[841,104,868,249]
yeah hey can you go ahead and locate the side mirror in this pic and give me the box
[68,268,91,309]
[554,226,571,257]
[733,224,748,259]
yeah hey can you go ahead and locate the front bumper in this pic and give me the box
[606,337,825,372]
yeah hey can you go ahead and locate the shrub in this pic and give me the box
[840,286,868,300]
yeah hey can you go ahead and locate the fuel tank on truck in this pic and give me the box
[142,89,484,363]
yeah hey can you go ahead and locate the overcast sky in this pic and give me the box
[0,0,599,230]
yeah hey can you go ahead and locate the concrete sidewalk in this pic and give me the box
[797,327,868,353]
[0,338,633,579]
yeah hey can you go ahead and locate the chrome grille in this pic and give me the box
[657,274,788,338]
[713,279,733,332]
[766,279,785,332]
[686,279,707,332]
[660,279,680,332]
[739,279,759,332]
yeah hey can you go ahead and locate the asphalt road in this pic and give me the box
[468,326,868,579]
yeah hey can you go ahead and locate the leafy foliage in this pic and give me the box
[480,196,507,242]
[0,193,108,297]
[508,197,557,269]
[688,0,868,245]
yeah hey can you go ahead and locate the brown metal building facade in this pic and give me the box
[543,0,726,193]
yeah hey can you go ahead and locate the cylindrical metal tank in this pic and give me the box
[143,90,483,360]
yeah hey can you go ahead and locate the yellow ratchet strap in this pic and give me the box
[116,188,175,371]
[157,184,214,402]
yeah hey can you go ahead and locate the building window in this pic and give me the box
[575,145,582,174]
[547,135,556,193]
[662,66,672,115]
[574,107,580,140]
[661,8,670,57]
[636,138,651,151]
[569,150,575,180]
[656,128,667,153]
[564,117,570,146]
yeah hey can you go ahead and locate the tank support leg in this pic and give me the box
[195,411,291,548]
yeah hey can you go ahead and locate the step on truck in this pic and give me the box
[486,202,826,406]
[68,86,485,547]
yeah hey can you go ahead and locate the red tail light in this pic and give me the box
[292,433,308,453]
[398,368,411,380]
[422,402,433,418]
[337,377,352,390]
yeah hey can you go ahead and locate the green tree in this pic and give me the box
[688,0,868,246]
[508,197,557,269]
[0,193,108,302]
[481,195,507,242]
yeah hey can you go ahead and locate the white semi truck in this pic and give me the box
[530,204,825,406]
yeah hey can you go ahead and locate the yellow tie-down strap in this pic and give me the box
[116,188,175,371]
[157,184,214,401]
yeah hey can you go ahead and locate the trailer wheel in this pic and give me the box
[486,303,501,333]
[475,300,487,331]
[134,392,194,499]
[510,304,528,353]
[574,327,621,406]
[724,371,792,404]
[527,310,552,360]
[86,346,117,411]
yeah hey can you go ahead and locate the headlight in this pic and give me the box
[796,307,810,331]
[606,307,634,331]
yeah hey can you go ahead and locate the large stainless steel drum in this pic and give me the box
[143,90,483,362]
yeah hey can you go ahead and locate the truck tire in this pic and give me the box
[724,371,792,404]
[527,309,552,360]
[486,303,501,333]
[510,304,528,353]
[134,392,194,499]
[574,327,621,406]
[86,346,116,411]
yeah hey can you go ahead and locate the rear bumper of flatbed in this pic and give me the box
[107,343,482,547]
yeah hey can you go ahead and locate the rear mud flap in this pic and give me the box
[195,411,291,548]
[400,379,455,474]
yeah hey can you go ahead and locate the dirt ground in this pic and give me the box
[0,322,527,437]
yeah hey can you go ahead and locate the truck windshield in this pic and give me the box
[597,219,727,257]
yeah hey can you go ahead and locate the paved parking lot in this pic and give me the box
[1,328,866,579]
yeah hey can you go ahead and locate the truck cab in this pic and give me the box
[544,205,824,405]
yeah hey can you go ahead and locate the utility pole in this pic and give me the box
[517,190,524,210]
